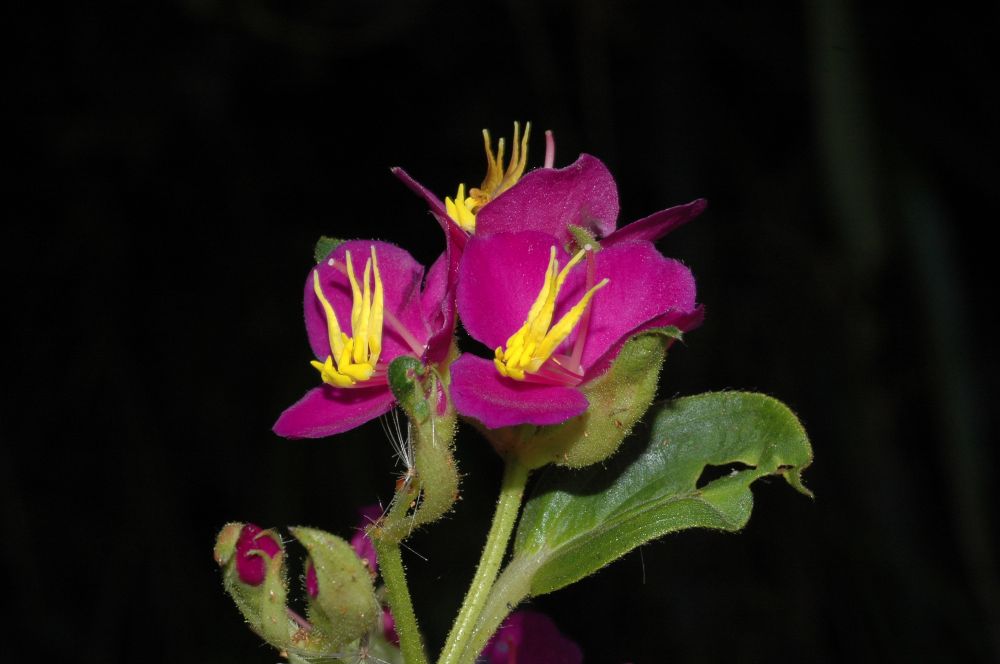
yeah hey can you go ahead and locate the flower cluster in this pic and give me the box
[275,123,705,444]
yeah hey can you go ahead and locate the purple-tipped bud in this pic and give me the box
[382,608,398,646]
[350,504,382,574]
[235,523,282,586]
[305,560,319,598]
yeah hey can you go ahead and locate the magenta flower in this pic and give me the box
[273,240,455,439]
[475,150,706,248]
[451,229,700,428]
[234,523,282,586]
[391,123,705,247]
[479,611,582,664]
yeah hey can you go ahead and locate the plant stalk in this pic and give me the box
[437,457,530,664]
[373,539,428,664]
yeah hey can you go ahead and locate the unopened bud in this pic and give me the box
[214,522,298,651]
[290,526,380,650]
[235,523,282,586]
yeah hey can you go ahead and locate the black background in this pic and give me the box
[8,1,999,662]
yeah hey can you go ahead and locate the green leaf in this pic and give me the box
[464,392,812,659]
[515,391,813,595]
[314,236,345,263]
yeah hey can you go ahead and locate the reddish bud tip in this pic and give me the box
[382,608,398,646]
[305,560,319,598]
[350,504,382,575]
[235,523,281,586]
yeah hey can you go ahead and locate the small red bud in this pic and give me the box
[235,523,281,586]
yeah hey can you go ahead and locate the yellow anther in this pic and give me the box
[309,247,385,388]
[445,183,477,233]
[471,122,531,210]
[495,246,608,381]
[445,122,532,233]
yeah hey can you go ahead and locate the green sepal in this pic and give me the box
[379,355,459,544]
[289,527,380,651]
[314,236,346,264]
[566,224,601,254]
[213,522,242,566]
[388,356,431,422]
[216,525,299,651]
[480,326,682,469]
[465,392,813,657]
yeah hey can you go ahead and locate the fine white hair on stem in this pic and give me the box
[379,408,414,472]
[377,408,421,530]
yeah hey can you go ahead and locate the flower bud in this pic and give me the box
[235,523,282,585]
[214,523,299,651]
[290,526,380,651]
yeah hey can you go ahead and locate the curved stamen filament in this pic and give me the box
[325,263,425,358]
[445,122,533,233]
[310,246,387,388]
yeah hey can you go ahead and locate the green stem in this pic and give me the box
[463,556,536,661]
[437,457,531,664]
[373,539,428,664]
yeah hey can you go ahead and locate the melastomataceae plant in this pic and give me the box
[216,124,813,664]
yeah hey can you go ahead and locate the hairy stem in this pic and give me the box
[437,457,530,664]
[373,539,428,664]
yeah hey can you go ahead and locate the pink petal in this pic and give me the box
[273,385,395,439]
[421,251,459,365]
[602,198,707,247]
[581,304,705,382]
[565,241,698,370]
[391,166,469,251]
[475,154,619,243]
[450,355,588,428]
[457,231,575,351]
[390,166,450,222]
[306,240,427,362]
[480,611,582,664]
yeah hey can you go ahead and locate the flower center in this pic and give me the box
[445,122,532,233]
[310,246,385,388]
[494,245,608,384]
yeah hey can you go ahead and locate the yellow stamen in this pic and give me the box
[494,246,609,381]
[445,122,532,233]
[445,183,476,233]
[309,248,385,388]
